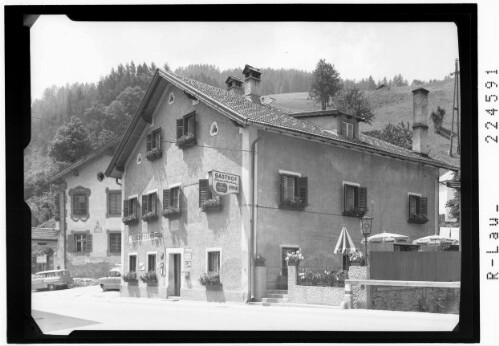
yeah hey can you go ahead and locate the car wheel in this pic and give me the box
[48,284,55,291]
[101,284,107,292]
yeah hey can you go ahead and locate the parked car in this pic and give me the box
[32,269,73,291]
[98,268,121,291]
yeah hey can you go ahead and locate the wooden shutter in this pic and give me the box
[146,134,152,152]
[163,189,170,209]
[156,129,161,150]
[123,199,129,217]
[358,187,367,210]
[142,195,148,215]
[297,177,308,205]
[343,184,348,212]
[67,234,75,253]
[420,196,428,216]
[151,193,157,215]
[279,175,285,203]
[176,119,184,138]
[187,112,196,137]
[85,234,93,253]
[199,179,209,207]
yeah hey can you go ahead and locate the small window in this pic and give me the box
[408,194,428,224]
[341,121,354,138]
[343,184,367,216]
[109,233,121,254]
[279,174,308,210]
[147,253,156,272]
[142,192,158,221]
[176,112,197,148]
[409,194,420,215]
[75,234,88,253]
[124,197,138,217]
[207,251,220,273]
[147,128,162,151]
[72,193,88,216]
[129,255,137,272]
[107,190,122,217]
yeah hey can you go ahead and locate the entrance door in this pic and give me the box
[281,247,299,277]
[173,254,181,296]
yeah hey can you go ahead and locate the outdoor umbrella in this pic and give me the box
[412,234,459,245]
[333,225,357,254]
[361,231,410,244]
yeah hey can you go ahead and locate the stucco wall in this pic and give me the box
[64,153,122,278]
[255,131,438,288]
[123,85,244,300]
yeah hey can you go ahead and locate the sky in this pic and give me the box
[30,16,459,101]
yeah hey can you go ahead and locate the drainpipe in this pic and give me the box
[249,135,263,301]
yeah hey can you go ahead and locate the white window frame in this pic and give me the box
[205,247,223,274]
[128,252,138,272]
[342,121,354,138]
[278,169,301,177]
[146,251,158,272]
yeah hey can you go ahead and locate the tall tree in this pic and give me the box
[309,59,342,110]
[333,87,376,124]
[48,117,93,164]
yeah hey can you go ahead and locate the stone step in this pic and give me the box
[261,297,289,304]
[265,294,288,299]
[267,289,288,295]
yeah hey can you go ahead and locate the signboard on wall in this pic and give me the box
[209,170,240,196]
[36,255,47,264]
[128,232,163,243]
[184,248,192,271]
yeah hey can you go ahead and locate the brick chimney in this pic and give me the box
[242,64,262,104]
[225,76,244,96]
[411,88,430,155]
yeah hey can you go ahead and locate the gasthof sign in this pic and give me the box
[209,170,240,196]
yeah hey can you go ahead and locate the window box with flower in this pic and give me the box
[199,272,222,288]
[146,148,162,161]
[201,195,222,212]
[122,214,138,225]
[146,128,162,161]
[176,133,197,149]
[140,271,158,286]
[142,192,158,222]
[279,197,307,211]
[285,250,304,266]
[342,207,368,218]
[408,213,429,224]
[163,187,182,218]
[348,250,366,267]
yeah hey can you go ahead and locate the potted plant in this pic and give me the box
[201,196,222,212]
[163,207,181,218]
[199,272,222,288]
[279,197,306,211]
[408,213,429,224]
[175,133,197,149]
[122,213,138,225]
[348,250,366,267]
[142,211,158,222]
[285,250,304,266]
[140,271,158,285]
[146,148,162,161]
[255,255,266,267]
[122,271,138,284]
[342,207,368,218]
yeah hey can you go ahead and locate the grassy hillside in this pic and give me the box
[266,79,460,168]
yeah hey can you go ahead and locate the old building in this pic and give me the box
[51,138,123,278]
[106,65,457,302]
[31,220,59,273]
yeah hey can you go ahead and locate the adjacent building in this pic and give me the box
[31,220,59,273]
[50,138,123,278]
[106,65,457,302]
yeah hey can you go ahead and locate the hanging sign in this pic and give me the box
[209,170,240,195]
[36,255,47,264]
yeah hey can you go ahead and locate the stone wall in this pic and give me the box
[370,286,460,314]
[348,266,370,309]
[287,265,344,306]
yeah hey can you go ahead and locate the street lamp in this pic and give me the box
[360,216,373,266]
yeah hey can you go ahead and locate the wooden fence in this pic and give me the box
[369,251,461,282]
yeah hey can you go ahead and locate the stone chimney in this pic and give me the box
[411,87,430,155]
[225,76,244,96]
[242,64,262,104]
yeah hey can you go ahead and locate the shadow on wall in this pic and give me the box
[206,195,230,238]
[205,286,226,303]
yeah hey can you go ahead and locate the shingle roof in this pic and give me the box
[32,227,59,241]
[164,71,456,170]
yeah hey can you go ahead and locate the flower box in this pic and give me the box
[201,196,222,212]
[279,197,306,211]
[122,214,138,225]
[285,250,304,266]
[142,211,158,222]
[408,213,429,224]
[140,271,158,285]
[162,207,181,218]
[146,148,162,161]
[199,272,222,287]
[175,133,197,149]
[122,271,138,284]
[348,250,366,266]
[342,207,368,218]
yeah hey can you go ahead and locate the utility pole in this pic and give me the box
[449,59,460,157]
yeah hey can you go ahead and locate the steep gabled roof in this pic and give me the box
[50,136,122,183]
[106,69,458,178]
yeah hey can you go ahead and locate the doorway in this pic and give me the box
[281,246,300,277]
[168,253,181,297]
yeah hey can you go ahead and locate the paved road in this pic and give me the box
[32,286,459,335]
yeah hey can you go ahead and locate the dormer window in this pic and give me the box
[342,121,354,138]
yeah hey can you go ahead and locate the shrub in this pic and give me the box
[349,250,366,266]
[297,269,347,287]
[146,148,162,161]
[200,196,222,212]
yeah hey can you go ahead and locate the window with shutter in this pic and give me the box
[358,187,367,210]
[420,197,428,216]
[75,234,87,253]
[176,119,184,139]
[67,234,75,253]
[123,199,129,217]
[68,186,91,221]
[279,174,306,210]
[185,112,196,137]
[163,189,170,209]
[146,134,152,152]
[152,128,161,150]
[297,177,308,206]
[107,190,122,217]
[109,232,121,254]
[408,194,428,224]
[142,195,148,217]
[343,184,367,217]
[207,251,220,273]
[199,179,210,207]
[85,234,93,253]
[171,187,180,209]
[344,185,358,211]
